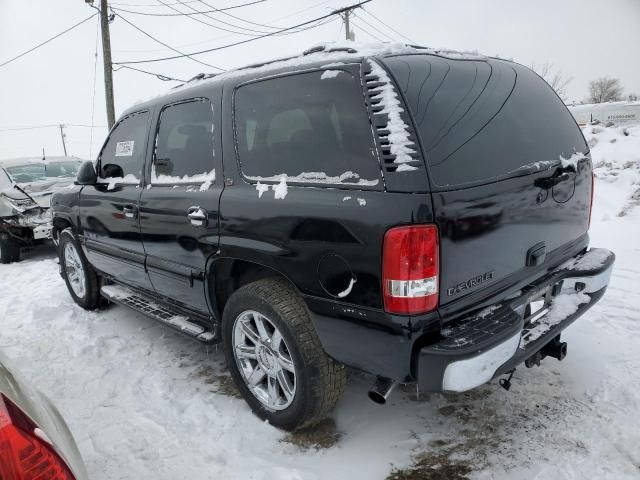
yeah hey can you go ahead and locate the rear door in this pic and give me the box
[382,55,592,311]
[79,110,153,291]
[139,96,222,314]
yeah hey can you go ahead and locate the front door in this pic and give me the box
[139,97,222,314]
[79,110,153,292]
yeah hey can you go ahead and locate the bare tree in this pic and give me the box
[587,77,624,103]
[531,61,572,101]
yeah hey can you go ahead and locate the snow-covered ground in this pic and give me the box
[0,126,639,479]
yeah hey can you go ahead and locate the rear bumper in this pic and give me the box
[417,248,615,393]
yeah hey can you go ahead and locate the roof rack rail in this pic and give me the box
[303,45,357,56]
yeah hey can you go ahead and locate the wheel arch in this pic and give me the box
[208,257,300,320]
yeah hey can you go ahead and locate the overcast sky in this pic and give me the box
[1,0,639,161]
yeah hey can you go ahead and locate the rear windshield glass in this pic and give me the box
[383,55,588,187]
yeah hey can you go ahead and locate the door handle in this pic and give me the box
[187,206,208,227]
[534,165,576,190]
[122,205,137,219]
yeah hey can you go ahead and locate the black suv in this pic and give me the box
[51,44,614,431]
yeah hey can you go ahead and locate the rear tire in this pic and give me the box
[0,234,20,264]
[222,278,346,431]
[58,229,101,310]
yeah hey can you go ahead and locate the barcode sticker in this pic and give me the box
[115,141,134,157]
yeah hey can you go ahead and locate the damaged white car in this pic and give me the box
[0,157,82,263]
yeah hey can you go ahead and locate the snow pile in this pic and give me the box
[522,292,590,346]
[367,59,419,171]
[584,125,640,218]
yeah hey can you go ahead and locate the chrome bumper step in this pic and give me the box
[100,284,216,344]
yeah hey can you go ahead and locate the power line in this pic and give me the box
[113,64,187,82]
[154,0,276,37]
[350,19,384,42]
[110,0,266,17]
[115,1,366,65]
[0,124,107,133]
[195,0,282,31]
[361,7,415,44]
[352,12,394,41]
[111,0,230,7]
[115,12,224,70]
[0,13,98,68]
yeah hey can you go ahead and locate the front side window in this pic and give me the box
[152,99,215,183]
[234,69,380,187]
[99,111,150,179]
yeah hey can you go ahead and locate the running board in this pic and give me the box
[100,284,216,344]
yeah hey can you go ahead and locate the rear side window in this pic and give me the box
[383,55,588,187]
[152,99,215,182]
[99,111,149,178]
[234,70,380,187]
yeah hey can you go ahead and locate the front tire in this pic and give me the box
[58,229,101,309]
[223,278,346,431]
[0,234,20,264]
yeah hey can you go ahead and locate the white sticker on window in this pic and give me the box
[115,141,134,157]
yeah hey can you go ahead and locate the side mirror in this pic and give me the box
[75,161,97,185]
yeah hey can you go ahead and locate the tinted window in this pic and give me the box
[100,111,149,178]
[384,56,588,187]
[153,99,215,180]
[234,70,380,186]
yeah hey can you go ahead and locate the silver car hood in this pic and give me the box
[0,352,87,480]
[18,178,76,208]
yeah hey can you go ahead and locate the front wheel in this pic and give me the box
[58,229,101,309]
[222,278,346,431]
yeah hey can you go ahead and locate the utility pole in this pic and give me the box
[334,1,371,41]
[94,0,115,129]
[343,10,352,40]
[59,124,68,156]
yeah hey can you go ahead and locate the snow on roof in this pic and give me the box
[133,41,485,108]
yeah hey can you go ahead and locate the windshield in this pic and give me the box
[0,169,13,190]
[6,161,82,183]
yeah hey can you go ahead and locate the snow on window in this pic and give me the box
[367,59,419,170]
[151,168,215,190]
[273,176,288,199]
[320,70,342,80]
[97,174,140,191]
[246,171,378,187]
[255,181,269,198]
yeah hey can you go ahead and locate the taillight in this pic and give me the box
[382,225,439,315]
[588,170,595,229]
[0,394,75,480]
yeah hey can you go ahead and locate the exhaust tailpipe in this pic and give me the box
[368,377,397,405]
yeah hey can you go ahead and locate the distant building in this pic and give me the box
[568,101,640,126]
